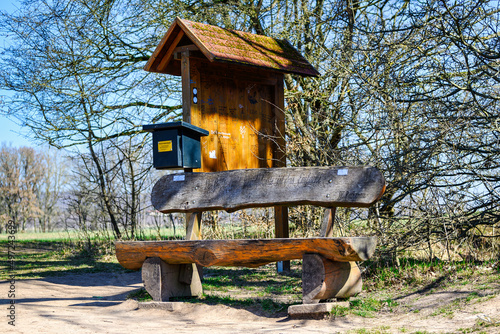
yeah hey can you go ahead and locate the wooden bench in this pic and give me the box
[115,166,385,304]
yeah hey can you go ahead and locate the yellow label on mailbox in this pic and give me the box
[158,140,173,152]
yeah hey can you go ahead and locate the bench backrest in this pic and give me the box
[151,166,385,213]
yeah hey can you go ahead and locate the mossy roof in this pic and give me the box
[144,17,320,77]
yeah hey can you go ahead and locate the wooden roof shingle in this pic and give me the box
[144,17,320,77]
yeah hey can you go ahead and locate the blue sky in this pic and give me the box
[0,0,34,148]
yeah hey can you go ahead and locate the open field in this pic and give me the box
[0,227,181,242]
[0,235,499,333]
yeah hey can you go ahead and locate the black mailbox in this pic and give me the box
[143,121,209,170]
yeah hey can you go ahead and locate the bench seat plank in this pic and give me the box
[151,166,385,213]
[115,237,377,270]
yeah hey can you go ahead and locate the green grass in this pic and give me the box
[0,239,129,280]
[330,304,350,317]
[127,288,152,302]
[202,265,302,300]
[430,291,497,319]
[124,264,302,316]
[126,268,402,319]
[348,297,399,318]
[345,326,392,334]
[363,257,500,294]
[0,227,185,242]
[0,227,194,280]
[191,295,292,314]
[0,230,80,242]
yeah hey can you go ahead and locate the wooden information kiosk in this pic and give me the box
[143,18,320,259]
[116,19,384,310]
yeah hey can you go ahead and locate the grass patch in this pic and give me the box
[430,291,497,319]
[202,264,302,301]
[127,288,152,302]
[0,239,129,280]
[0,231,80,242]
[330,304,350,317]
[0,228,189,280]
[126,265,301,316]
[363,257,500,294]
[0,227,186,243]
[345,326,392,334]
[348,298,399,318]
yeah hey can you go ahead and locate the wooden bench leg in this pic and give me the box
[302,253,362,304]
[142,257,203,301]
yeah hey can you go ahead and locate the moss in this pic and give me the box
[182,18,318,76]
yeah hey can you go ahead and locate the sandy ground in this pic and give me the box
[1,271,499,334]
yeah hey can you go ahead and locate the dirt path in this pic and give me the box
[1,271,499,333]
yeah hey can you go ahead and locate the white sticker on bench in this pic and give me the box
[337,169,348,176]
[173,175,185,182]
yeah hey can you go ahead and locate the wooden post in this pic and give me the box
[182,166,202,241]
[274,206,290,272]
[181,163,204,285]
[181,50,191,121]
[181,46,203,290]
[273,74,286,166]
[320,207,337,238]
[273,73,290,272]
[185,211,202,241]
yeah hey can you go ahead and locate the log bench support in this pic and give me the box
[141,254,362,303]
[115,166,385,304]
[302,254,362,304]
[142,258,203,301]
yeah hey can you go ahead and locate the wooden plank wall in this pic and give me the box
[189,59,283,172]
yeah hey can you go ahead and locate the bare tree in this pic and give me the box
[1,0,498,254]
[34,148,70,232]
[0,144,65,231]
[0,0,181,238]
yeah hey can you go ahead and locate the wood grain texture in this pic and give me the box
[189,60,281,172]
[320,208,336,238]
[114,236,377,270]
[185,212,202,241]
[143,23,182,72]
[181,50,191,121]
[151,166,386,213]
[157,30,185,72]
[274,206,290,271]
[141,257,202,301]
[273,74,286,167]
[302,254,362,303]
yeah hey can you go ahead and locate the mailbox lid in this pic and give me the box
[143,121,209,137]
